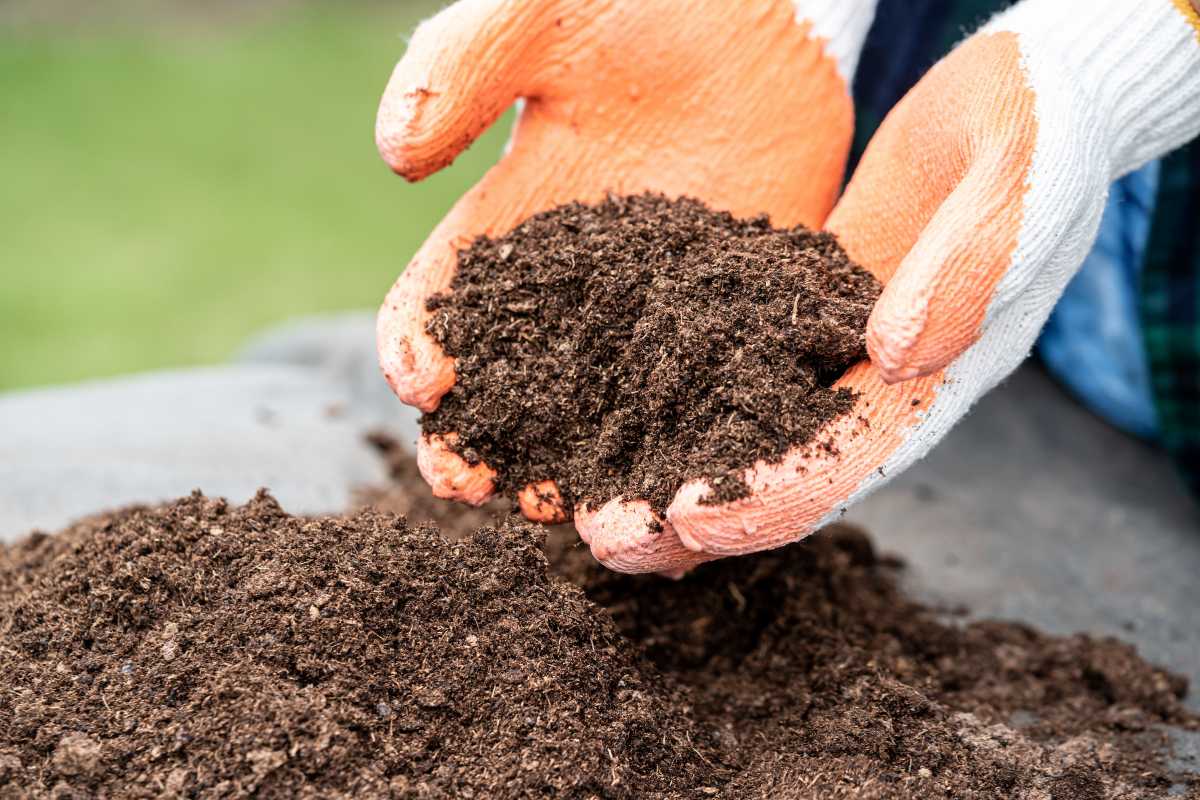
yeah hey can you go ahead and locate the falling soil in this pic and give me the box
[2,449,1196,799]
[423,193,881,515]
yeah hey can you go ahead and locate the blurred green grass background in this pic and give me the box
[0,1,506,389]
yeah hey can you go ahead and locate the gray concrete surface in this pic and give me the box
[844,366,1200,702]
[0,314,407,536]
[2,311,1198,718]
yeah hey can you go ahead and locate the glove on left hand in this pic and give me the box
[375,0,878,572]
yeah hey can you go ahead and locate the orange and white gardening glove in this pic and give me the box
[658,0,1200,573]
[375,0,878,567]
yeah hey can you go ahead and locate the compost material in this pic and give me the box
[1,457,1196,798]
[1,493,707,800]
[423,193,881,515]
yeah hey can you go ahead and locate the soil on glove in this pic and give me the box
[2,455,1196,799]
[422,193,882,516]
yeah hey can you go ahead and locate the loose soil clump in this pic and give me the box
[2,452,1196,798]
[423,193,881,515]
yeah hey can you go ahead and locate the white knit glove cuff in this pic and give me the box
[986,0,1200,179]
[793,0,879,84]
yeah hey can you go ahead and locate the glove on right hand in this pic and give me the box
[666,0,1200,570]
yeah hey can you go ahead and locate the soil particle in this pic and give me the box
[50,734,101,779]
[423,193,881,516]
[1,452,1196,799]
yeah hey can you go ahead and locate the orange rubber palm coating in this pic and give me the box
[831,32,1035,383]
[376,0,857,529]
[415,432,496,507]
[667,33,1038,562]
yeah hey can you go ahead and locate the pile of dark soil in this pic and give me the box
[2,451,1196,798]
[0,494,708,799]
[423,193,881,514]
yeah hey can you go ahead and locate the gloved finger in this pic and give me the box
[376,135,605,413]
[376,0,570,180]
[416,433,497,506]
[825,32,1037,383]
[862,147,1034,383]
[575,497,715,575]
[376,228,458,413]
[666,361,940,556]
[417,432,569,523]
[374,0,584,411]
[518,480,569,524]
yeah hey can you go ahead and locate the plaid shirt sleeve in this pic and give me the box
[1140,141,1200,496]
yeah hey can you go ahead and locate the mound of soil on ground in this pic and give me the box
[423,193,881,515]
[2,451,1196,799]
[0,494,711,799]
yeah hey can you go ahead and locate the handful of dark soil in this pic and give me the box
[424,193,881,515]
[3,458,1196,799]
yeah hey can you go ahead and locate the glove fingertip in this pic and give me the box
[417,433,497,506]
